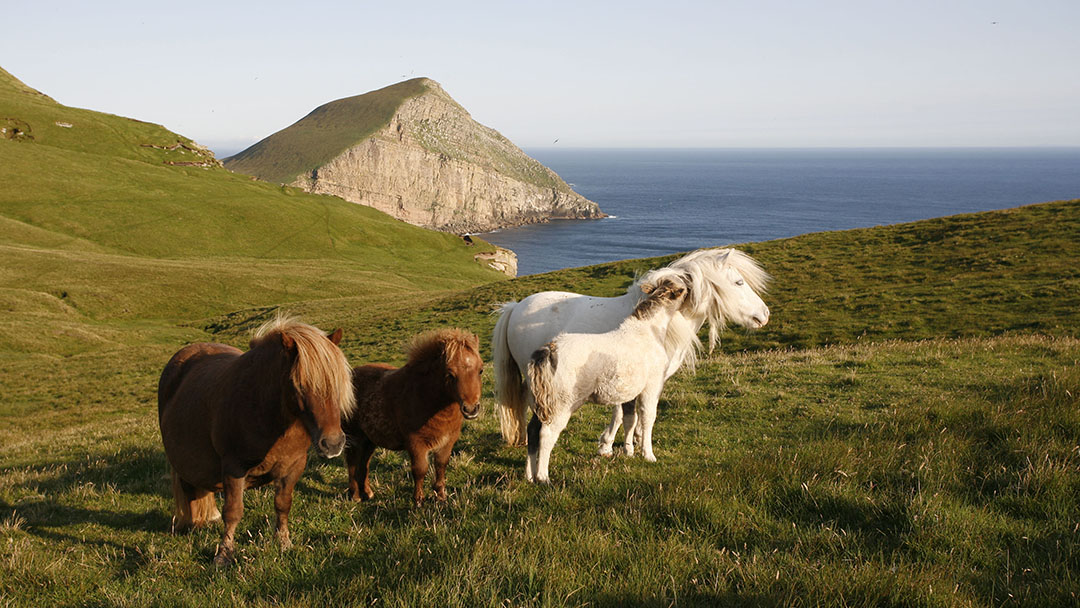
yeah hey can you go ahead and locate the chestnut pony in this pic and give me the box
[157,316,356,566]
[344,328,482,506]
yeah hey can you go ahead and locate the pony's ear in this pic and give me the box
[640,281,656,295]
[328,328,343,345]
[280,332,296,351]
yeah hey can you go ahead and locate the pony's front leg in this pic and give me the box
[345,435,377,501]
[637,392,660,462]
[273,457,306,551]
[431,434,458,501]
[534,411,571,484]
[597,402,629,457]
[214,475,245,567]
[407,444,430,506]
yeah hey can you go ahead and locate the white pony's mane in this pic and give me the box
[631,248,771,371]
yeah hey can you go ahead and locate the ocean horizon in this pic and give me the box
[480,147,1080,275]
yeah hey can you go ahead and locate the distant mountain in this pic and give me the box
[224,78,604,233]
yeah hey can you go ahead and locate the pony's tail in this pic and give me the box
[493,302,529,446]
[526,343,559,424]
[169,469,220,533]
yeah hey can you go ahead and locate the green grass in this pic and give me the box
[2,336,1077,607]
[2,199,1078,607]
[2,66,1079,608]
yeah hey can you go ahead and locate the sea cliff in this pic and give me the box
[226,78,603,233]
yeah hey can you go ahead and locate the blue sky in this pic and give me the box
[3,1,1078,155]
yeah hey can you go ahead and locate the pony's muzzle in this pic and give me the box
[461,402,481,420]
[318,433,346,458]
[751,307,771,329]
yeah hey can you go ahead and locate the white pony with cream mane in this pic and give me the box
[525,278,688,483]
[492,248,770,461]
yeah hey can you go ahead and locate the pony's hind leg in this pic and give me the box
[170,471,219,532]
[526,414,541,482]
[622,401,639,457]
[535,411,572,484]
[597,402,630,457]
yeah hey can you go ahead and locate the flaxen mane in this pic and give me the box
[253,315,356,416]
[635,248,771,365]
[406,328,480,366]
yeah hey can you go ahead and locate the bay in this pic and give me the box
[480,148,1080,275]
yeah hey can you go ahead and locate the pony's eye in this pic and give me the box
[735,280,745,286]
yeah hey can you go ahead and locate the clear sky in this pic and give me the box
[3,1,1078,156]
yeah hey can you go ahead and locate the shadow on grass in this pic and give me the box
[0,446,172,533]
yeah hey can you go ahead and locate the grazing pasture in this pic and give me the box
[1,199,1079,606]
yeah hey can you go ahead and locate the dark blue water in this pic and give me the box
[481,148,1080,275]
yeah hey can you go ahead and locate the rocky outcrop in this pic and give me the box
[231,78,604,233]
[474,246,518,277]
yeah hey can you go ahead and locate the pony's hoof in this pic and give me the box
[277,531,292,551]
[212,549,234,568]
[434,489,448,502]
[644,453,657,463]
[348,488,374,502]
[597,446,614,457]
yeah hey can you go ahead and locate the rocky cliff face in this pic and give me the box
[234,79,604,233]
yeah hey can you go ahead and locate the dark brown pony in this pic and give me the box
[344,328,483,506]
[157,316,356,566]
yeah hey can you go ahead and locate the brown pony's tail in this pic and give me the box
[493,302,529,446]
[526,342,559,425]
[169,469,220,533]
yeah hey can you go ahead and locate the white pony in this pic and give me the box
[525,278,689,483]
[493,248,770,460]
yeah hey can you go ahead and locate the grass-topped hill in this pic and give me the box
[221,77,588,212]
[223,78,430,184]
[0,69,495,265]
[0,67,504,322]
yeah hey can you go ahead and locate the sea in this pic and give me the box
[480,148,1080,276]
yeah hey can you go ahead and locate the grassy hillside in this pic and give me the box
[2,188,1078,606]
[0,67,505,317]
[223,79,430,184]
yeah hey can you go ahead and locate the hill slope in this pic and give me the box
[1,199,1078,607]
[224,78,604,232]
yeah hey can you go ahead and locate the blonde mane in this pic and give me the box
[406,328,480,367]
[254,315,357,416]
[634,248,771,370]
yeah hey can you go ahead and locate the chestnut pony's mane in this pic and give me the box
[252,315,356,416]
[405,328,480,366]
